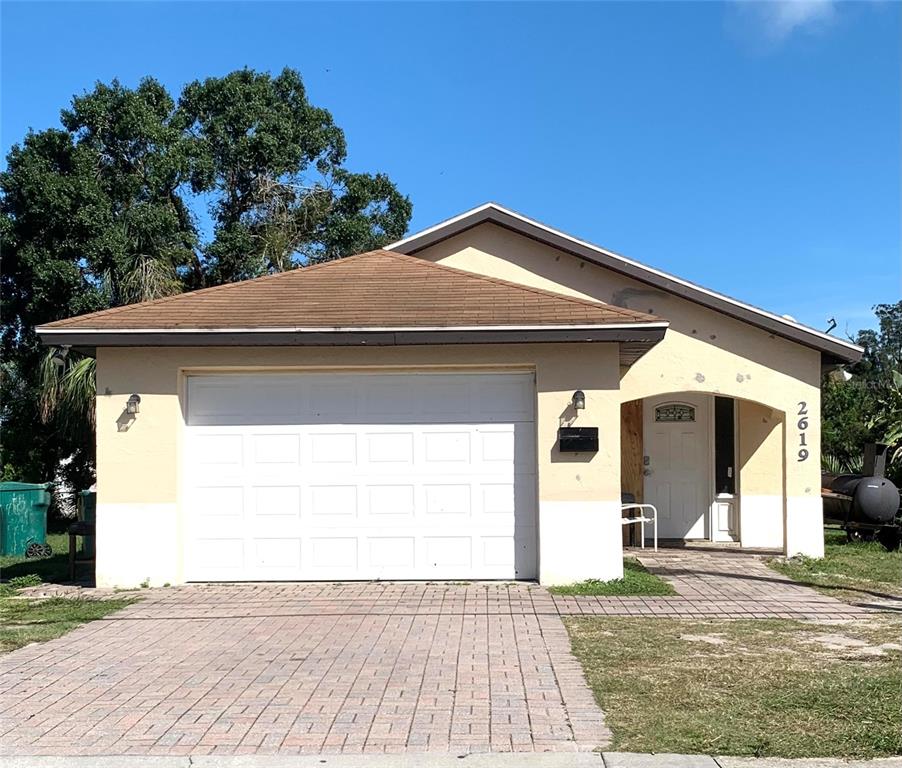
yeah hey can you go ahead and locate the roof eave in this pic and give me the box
[37,324,667,347]
[37,324,668,366]
[386,203,864,364]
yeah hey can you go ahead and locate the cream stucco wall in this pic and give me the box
[95,343,623,587]
[737,400,785,548]
[416,223,825,556]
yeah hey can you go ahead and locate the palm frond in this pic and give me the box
[117,253,181,304]
[38,349,96,431]
[821,452,863,475]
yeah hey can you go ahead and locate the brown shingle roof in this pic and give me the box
[39,250,660,331]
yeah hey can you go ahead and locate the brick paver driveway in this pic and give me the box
[0,583,608,757]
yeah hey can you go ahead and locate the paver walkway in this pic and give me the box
[561,545,889,619]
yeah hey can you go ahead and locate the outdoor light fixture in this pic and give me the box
[50,345,70,373]
[126,394,141,415]
[572,390,586,411]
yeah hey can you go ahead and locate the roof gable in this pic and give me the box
[386,203,862,363]
[39,249,660,332]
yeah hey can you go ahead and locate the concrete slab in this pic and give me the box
[3,755,608,768]
[604,753,720,768]
[6,753,902,768]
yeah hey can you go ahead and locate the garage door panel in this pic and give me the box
[425,536,472,568]
[253,538,302,571]
[486,425,537,469]
[251,434,300,466]
[428,380,473,419]
[423,431,471,464]
[365,432,415,464]
[184,372,537,581]
[309,433,358,464]
[192,537,245,574]
[309,485,358,519]
[362,378,416,419]
[424,484,472,516]
[189,376,303,425]
[482,484,516,515]
[368,537,416,570]
[309,379,358,421]
[186,486,246,549]
[310,537,359,569]
[474,376,534,422]
[482,536,517,568]
[190,433,244,467]
[367,485,416,517]
[251,485,301,518]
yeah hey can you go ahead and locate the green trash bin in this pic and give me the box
[0,482,53,557]
[78,490,96,558]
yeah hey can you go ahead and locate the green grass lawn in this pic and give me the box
[1,533,133,654]
[769,528,902,602]
[548,558,676,596]
[566,615,902,758]
[0,592,135,653]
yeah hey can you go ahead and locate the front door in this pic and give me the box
[643,394,710,540]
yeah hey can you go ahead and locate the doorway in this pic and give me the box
[642,393,739,542]
[643,394,710,539]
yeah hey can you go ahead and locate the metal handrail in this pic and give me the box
[620,503,658,552]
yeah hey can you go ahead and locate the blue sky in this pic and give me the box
[2,1,899,335]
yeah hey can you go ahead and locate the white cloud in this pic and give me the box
[738,0,838,42]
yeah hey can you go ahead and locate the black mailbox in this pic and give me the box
[558,427,599,453]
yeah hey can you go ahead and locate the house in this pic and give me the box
[37,204,863,588]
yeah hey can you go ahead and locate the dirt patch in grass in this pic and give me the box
[565,615,902,758]
[548,558,676,596]
[769,529,902,603]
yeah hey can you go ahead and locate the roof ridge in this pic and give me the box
[376,250,658,323]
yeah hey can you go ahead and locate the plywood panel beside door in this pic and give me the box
[620,399,643,545]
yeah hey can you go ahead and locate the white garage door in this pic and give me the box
[183,372,537,581]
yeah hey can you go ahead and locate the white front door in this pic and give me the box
[183,371,537,581]
[643,394,710,540]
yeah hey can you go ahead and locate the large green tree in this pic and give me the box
[179,69,410,280]
[1,68,411,499]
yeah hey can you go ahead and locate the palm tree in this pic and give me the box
[39,350,96,436]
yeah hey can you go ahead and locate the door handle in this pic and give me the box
[643,468,653,476]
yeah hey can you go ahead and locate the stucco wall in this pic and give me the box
[738,399,785,548]
[416,223,825,557]
[95,343,623,587]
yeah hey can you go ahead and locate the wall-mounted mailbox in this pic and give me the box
[558,426,599,453]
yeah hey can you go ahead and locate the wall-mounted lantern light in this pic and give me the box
[126,394,141,415]
[571,390,586,411]
[51,345,70,373]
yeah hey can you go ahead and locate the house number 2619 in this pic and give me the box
[797,402,809,462]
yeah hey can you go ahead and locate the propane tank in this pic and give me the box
[822,444,901,526]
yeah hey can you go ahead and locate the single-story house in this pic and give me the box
[38,203,863,587]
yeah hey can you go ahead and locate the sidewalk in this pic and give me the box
[4,752,902,768]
